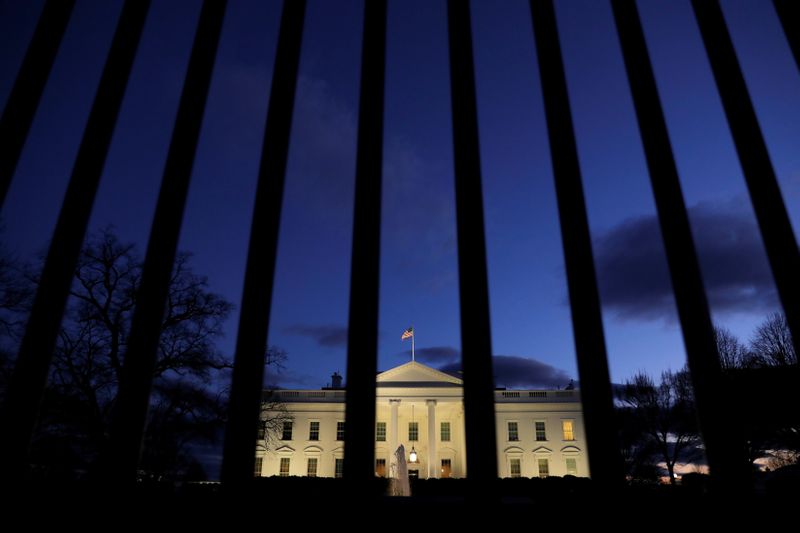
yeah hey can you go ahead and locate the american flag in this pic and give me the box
[401,327,413,340]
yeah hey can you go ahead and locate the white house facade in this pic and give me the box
[255,361,588,480]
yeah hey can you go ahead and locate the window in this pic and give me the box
[375,458,386,477]
[537,458,549,478]
[535,421,546,441]
[408,421,418,441]
[441,421,451,442]
[309,421,320,441]
[335,458,344,478]
[562,420,574,441]
[337,421,345,441]
[565,458,578,476]
[507,421,519,441]
[279,457,290,476]
[441,459,452,478]
[307,457,318,477]
[376,421,386,441]
[256,425,266,441]
[254,456,263,477]
[509,458,521,478]
[281,421,293,441]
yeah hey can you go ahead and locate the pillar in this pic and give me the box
[427,399,437,478]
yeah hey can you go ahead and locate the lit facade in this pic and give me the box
[255,361,588,479]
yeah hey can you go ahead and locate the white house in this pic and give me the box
[255,361,588,480]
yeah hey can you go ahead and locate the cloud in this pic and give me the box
[438,355,572,389]
[283,324,348,348]
[399,346,460,364]
[594,202,777,321]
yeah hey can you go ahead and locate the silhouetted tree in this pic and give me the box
[619,368,700,484]
[0,241,32,398]
[750,312,795,367]
[31,229,234,480]
[715,325,752,370]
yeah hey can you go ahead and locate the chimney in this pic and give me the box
[331,371,343,389]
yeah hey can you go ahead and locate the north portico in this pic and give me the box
[256,361,587,480]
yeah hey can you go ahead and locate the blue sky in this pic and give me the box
[0,0,797,391]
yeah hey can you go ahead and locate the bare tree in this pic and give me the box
[34,229,234,479]
[715,325,751,370]
[0,241,32,399]
[257,345,293,451]
[750,312,796,367]
[619,368,700,484]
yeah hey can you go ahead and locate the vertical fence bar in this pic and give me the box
[105,0,227,483]
[222,0,306,484]
[529,0,624,486]
[612,0,746,487]
[692,0,800,359]
[0,0,76,210]
[774,0,800,72]
[343,0,387,490]
[0,0,150,479]
[446,0,498,487]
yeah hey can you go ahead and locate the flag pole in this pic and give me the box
[412,327,415,362]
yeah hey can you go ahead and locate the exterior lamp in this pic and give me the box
[408,404,419,463]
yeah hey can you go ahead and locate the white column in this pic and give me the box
[458,402,467,478]
[390,399,400,457]
[427,399,437,479]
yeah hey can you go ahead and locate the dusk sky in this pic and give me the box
[0,0,797,391]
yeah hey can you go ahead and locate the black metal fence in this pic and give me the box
[0,0,798,495]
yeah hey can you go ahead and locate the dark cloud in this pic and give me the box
[283,324,348,348]
[438,355,572,389]
[594,202,776,321]
[399,346,460,364]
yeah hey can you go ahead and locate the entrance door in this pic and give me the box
[408,469,419,479]
[441,459,452,478]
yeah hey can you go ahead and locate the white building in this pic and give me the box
[255,361,588,480]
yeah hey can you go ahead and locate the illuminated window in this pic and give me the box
[509,458,521,478]
[507,421,519,441]
[375,458,386,477]
[409,421,418,441]
[256,425,266,441]
[281,421,293,441]
[535,421,547,441]
[279,457,290,476]
[441,421,451,442]
[562,420,574,441]
[565,458,578,476]
[335,458,344,478]
[337,421,345,441]
[309,421,320,441]
[307,457,318,477]
[376,421,386,441]
[537,458,549,478]
[254,456,263,477]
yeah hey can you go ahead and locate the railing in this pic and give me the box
[496,390,579,402]
[0,0,797,497]
[494,390,581,403]
[267,390,346,402]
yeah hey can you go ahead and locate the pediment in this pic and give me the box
[532,446,553,455]
[503,446,525,455]
[561,445,581,454]
[377,361,463,386]
[274,445,295,455]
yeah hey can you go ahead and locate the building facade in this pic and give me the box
[255,361,588,479]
